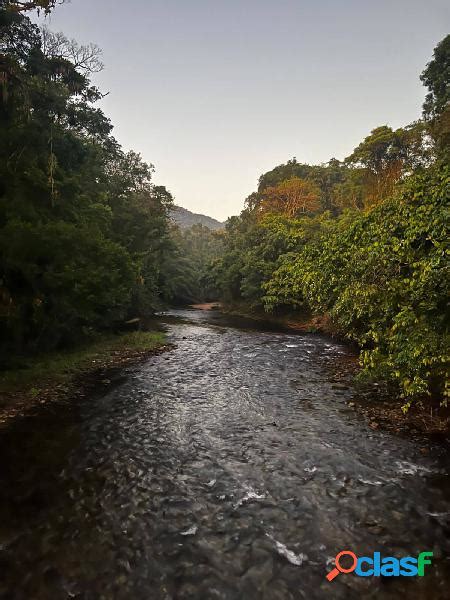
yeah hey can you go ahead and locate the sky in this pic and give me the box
[37,0,449,220]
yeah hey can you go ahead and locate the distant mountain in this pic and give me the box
[170,205,224,230]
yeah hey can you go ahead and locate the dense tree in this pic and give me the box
[264,166,448,405]
[421,34,450,120]
[257,158,316,192]
[212,35,449,406]
[258,177,321,217]
[421,34,450,161]
[0,3,175,357]
[165,223,224,305]
[212,211,310,309]
[345,123,432,206]
[257,158,344,212]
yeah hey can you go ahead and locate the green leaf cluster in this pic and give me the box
[264,166,449,404]
[0,5,175,357]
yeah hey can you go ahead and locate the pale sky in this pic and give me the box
[37,0,449,220]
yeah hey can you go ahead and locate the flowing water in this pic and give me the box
[0,308,449,599]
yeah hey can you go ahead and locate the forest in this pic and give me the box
[210,36,449,408]
[0,0,211,359]
[0,0,448,410]
[1,3,450,597]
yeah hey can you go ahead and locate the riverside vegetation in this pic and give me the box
[1,4,450,599]
[210,36,449,411]
[0,1,449,417]
[0,0,176,361]
[0,0,223,413]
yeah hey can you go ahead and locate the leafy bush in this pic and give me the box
[264,166,449,405]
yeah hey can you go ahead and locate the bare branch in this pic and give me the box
[41,26,104,74]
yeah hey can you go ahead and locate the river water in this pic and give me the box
[0,308,449,599]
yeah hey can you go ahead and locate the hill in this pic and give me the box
[170,205,224,230]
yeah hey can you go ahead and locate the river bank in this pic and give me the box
[204,303,450,440]
[218,302,341,337]
[0,331,171,426]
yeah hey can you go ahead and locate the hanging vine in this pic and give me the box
[48,119,57,207]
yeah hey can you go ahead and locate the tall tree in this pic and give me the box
[421,34,450,120]
[40,26,104,74]
[0,3,176,357]
[259,177,321,217]
[421,34,450,161]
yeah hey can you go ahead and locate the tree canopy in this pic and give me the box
[0,2,177,357]
[211,35,449,407]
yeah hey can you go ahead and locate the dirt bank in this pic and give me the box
[190,302,222,310]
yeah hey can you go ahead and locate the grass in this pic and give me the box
[0,330,167,393]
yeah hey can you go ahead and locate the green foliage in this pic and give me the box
[213,35,449,406]
[420,34,450,162]
[0,4,175,358]
[165,223,224,304]
[421,34,450,121]
[257,157,351,213]
[212,212,315,309]
[0,220,135,351]
[0,330,166,392]
[264,166,449,404]
[346,123,433,206]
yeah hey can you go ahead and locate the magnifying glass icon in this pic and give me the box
[326,550,357,581]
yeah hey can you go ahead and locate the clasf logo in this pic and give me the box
[326,550,433,581]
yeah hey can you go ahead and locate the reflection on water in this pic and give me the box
[0,308,449,599]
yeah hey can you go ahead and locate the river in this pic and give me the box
[0,308,449,599]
